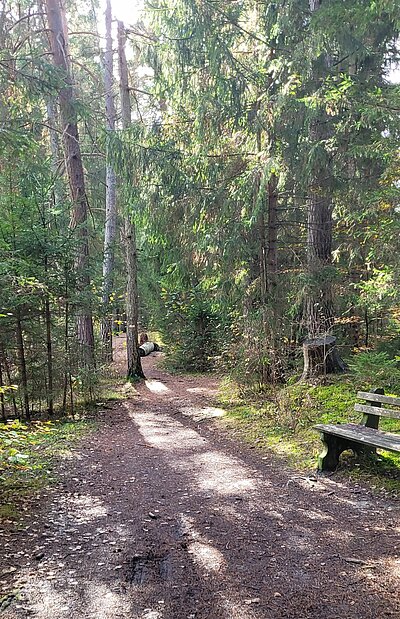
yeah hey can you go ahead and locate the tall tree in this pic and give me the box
[302,0,346,378]
[117,20,145,379]
[101,0,118,361]
[45,0,95,367]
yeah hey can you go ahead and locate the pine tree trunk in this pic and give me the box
[117,20,145,380]
[125,218,145,379]
[0,360,6,421]
[45,0,95,367]
[259,209,267,306]
[0,343,17,418]
[302,0,344,379]
[101,0,117,362]
[15,311,30,420]
[267,174,278,291]
[45,297,54,416]
[46,98,65,207]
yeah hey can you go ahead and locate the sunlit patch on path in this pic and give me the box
[145,379,171,394]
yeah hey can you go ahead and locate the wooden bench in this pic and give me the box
[315,390,400,471]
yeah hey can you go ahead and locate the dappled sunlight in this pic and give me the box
[127,408,207,450]
[129,407,262,499]
[217,503,249,523]
[385,557,400,580]
[265,508,284,521]
[187,386,218,396]
[189,540,225,572]
[297,507,334,522]
[84,582,132,617]
[145,379,170,394]
[142,610,163,619]
[324,527,355,542]
[333,494,373,510]
[220,595,261,619]
[284,532,314,553]
[179,514,226,572]
[179,404,226,421]
[58,449,82,460]
[58,493,108,523]
[190,450,258,496]
[27,580,71,618]
[21,577,132,619]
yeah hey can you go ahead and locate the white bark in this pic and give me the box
[101,0,118,361]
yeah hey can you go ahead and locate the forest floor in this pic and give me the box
[1,336,400,619]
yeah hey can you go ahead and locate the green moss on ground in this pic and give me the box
[217,376,400,495]
[0,419,94,520]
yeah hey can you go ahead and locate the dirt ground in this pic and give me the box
[1,336,399,618]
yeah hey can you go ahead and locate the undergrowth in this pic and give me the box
[217,376,400,496]
[0,419,93,521]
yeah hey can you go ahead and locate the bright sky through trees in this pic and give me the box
[100,0,143,25]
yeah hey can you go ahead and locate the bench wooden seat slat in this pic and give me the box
[357,391,400,407]
[315,389,400,471]
[354,403,400,420]
[315,423,400,453]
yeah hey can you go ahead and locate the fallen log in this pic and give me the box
[138,341,160,357]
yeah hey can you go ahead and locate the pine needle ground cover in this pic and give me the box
[217,377,400,495]
[0,420,93,521]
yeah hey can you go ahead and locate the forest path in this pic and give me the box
[1,337,400,619]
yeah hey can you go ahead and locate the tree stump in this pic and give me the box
[302,336,346,380]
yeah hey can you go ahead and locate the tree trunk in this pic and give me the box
[46,97,65,207]
[117,20,145,380]
[101,0,117,362]
[0,343,18,418]
[267,173,278,291]
[258,209,267,306]
[303,0,344,378]
[45,0,95,367]
[15,311,30,420]
[45,296,54,416]
[0,359,6,421]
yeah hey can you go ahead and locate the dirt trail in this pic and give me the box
[1,337,399,619]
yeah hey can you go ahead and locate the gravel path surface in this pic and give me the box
[1,340,399,618]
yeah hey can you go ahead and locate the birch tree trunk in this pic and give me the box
[101,0,117,361]
[45,0,95,367]
[117,20,145,380]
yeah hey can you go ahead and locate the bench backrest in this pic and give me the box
[355,391,400,428]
